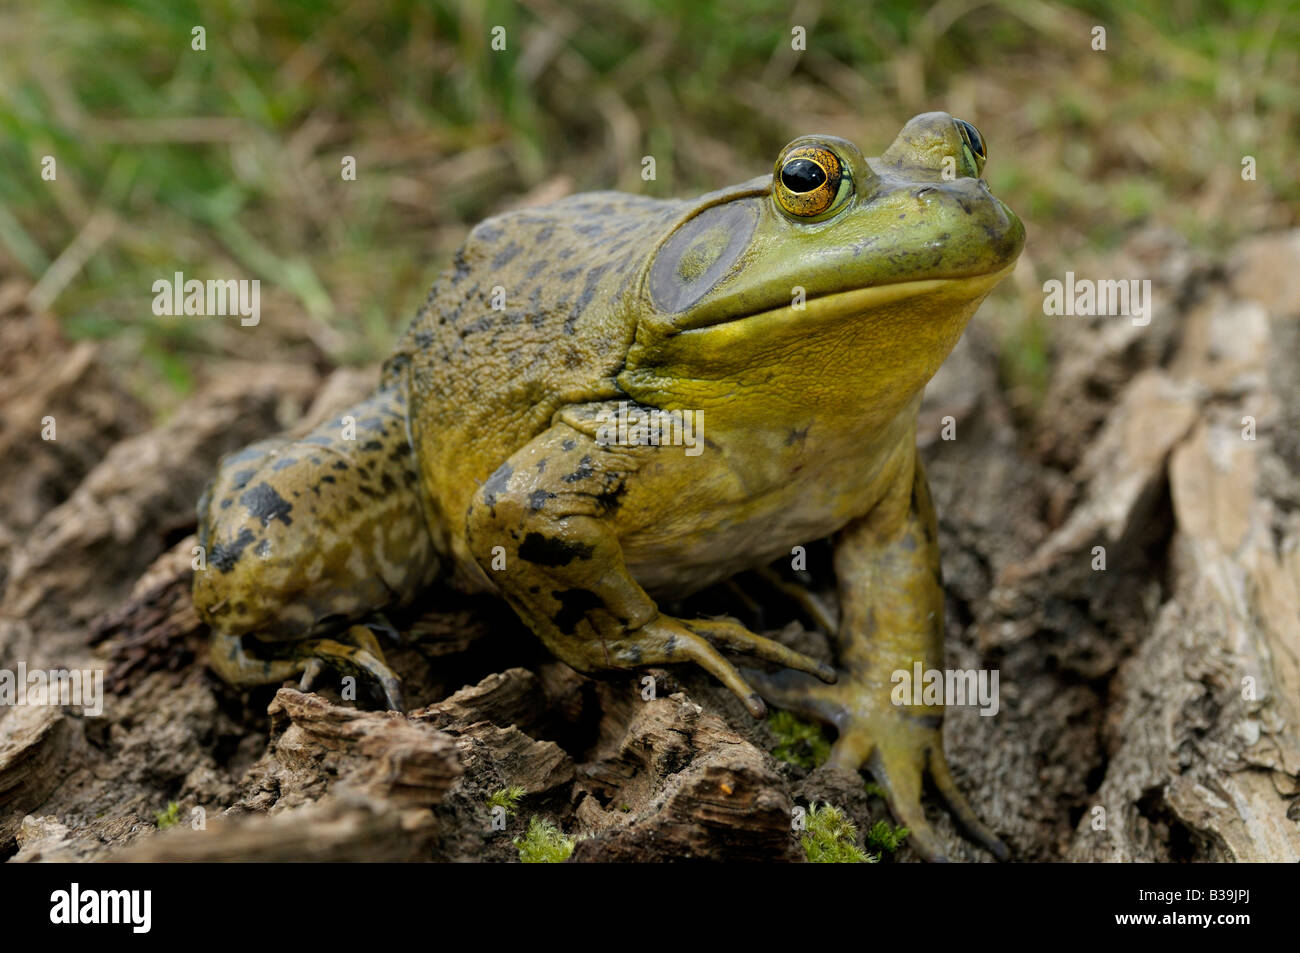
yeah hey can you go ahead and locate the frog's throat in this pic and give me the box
[673,260,1018,335]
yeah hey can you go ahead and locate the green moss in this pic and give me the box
[801,803,873,863]
[515,817,575,863]
[154,801,180,830]
[862,781,886,799]
[486,785,526,816]
[768,709,831,769]
[865,819,910,854]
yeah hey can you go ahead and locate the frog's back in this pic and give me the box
[391,191,684,554]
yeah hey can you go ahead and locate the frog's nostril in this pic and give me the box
[915,186,937,198]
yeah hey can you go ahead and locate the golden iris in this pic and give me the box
[774,144,847,218]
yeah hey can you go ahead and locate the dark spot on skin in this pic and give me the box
[492,241,522,269]
[535,224,555,243]
[254,538,271,558]
[230,469,255,490]
[361,441,383,452]
[558,247,574,259]
[460,315,495,336]
[785,425,810,446]
[559,267,582,283]
[528,585,540,594]
[451,250,470,284]
[475,223,503,244]
[622,645,643,665]
[219,497,232,509]
[482,462,514,507]
[240,482,293,527]
[321,475,336,484]
[565,264,609,334]
[333,461,349,471]
[562,455,594,483]
[535,458,547,473]
[561,439,576,451]
[551,589,602,635]
[528,490,554,511]
[519,532,595,567]
[361,417,386,432]
[525,259,548,280]
[574,223,604,237]
[414,329,434,348]
[381,472,398,493]
[594,481,624,514]
[210,528,257,572]
[899,533,917,552]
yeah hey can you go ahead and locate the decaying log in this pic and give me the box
[570,685,802,862]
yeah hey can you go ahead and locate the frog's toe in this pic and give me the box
[686,616,837,684]
[364,613,402,644]
[623,616,767,717]
[298,658,325,692]
[739,666,848,726]
[929,747,1009,860]
[861,742,949,862]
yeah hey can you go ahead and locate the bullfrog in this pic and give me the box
[193,112,1024,861]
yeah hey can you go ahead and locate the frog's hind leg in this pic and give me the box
[194,383,439,710]
[209,629,309,687]
[747,456,1008,862]
[209,627,405,710]
[294,625,405,711]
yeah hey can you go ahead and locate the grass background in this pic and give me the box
[0,0,1296,414]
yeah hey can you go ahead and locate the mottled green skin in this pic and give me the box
[194,113,1024,860]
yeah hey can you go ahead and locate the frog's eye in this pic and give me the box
[773,143,851,219]
[953,118,986,175]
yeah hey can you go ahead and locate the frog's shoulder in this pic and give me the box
[386,189,692,415]
[394,190,683,357]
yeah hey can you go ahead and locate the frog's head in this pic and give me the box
[620,112,1024,436]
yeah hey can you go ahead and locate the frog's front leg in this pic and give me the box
[465,422,837,718]
[747,456,1006,861]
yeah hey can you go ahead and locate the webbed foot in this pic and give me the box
[745,666,1007,862]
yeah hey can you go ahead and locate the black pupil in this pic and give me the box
[956,119,984,159]
[781,157,827,193]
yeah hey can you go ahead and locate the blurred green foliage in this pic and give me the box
[0,0,1296,409]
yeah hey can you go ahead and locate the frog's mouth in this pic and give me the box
[673,261,1019,335]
